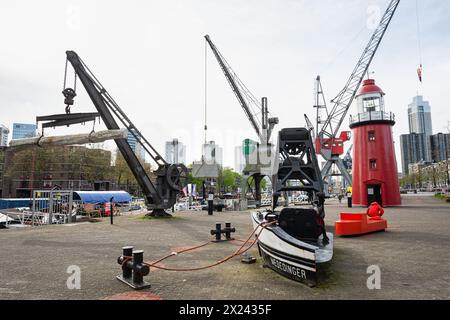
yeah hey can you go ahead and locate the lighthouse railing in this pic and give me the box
[350,111,395,125]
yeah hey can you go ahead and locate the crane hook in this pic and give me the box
[62,88,77,114]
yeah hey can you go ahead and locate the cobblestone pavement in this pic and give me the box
[0,195,448,300]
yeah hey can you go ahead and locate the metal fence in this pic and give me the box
[32,190,74,225]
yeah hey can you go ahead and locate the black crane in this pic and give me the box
[204,34,279,207]
[60,51,187,216]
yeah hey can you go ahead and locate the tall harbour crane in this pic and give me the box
[204,34,279,206]
[315,0,401,191]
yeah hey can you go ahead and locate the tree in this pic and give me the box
[220,167,241,193]
[247,175,268,191]
[400,173,416,189]
[6,147,53,185]
[112,150,136,187]
[77,147,112,184]
[110,149,154,194]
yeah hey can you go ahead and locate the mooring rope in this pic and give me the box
[121,220,276,272]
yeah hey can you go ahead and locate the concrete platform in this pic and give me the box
[0,195,449,300]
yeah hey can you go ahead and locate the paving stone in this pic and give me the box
[0,195,448,299]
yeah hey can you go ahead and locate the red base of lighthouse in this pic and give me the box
[351,123,401,207]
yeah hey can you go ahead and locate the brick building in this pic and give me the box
[1,146,115,198]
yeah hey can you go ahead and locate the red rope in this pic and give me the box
[142,221,275,272]
[120,220,275,272]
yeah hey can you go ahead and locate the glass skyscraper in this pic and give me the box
[12,123,37,139]
[400,95,435,174]
[127,129,145,160]
[408,96,433,136]
[407,96,432,162]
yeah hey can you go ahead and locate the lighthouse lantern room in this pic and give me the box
[349,79,401,207]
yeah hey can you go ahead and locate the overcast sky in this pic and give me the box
[1,0,449,172]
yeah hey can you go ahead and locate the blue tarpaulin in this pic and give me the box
[0,198,32,209]
[73,191,131,204]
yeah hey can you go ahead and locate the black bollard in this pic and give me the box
[210,223,222,242]
[118,246,133,280]
[208,193,214,215]
[210,222,236,242]
[224,222,236,240]
[110,197,114,225]
[347,196,353,208]
[116,247,151,290]
[208,200,214,215]
[132,250,149,287]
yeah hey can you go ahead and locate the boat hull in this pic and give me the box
[252,210,333,287]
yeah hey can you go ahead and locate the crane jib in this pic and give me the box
[205,34,266,143]
[318,0,401,142]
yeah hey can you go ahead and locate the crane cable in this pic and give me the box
[204,38,208,145]
[415,0,424,85]
[63,58,77,93]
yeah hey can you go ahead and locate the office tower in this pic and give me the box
[127,129,145,160]
[400,133,429,174]
[430,133,450,163]
[408,95,432,161]
[12,123,37,139]
[165,139,186,165]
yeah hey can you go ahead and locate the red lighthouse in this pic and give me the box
[350,79,401,207]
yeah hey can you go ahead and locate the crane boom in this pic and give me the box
[204,35,278,143]
[318,0,400,149]
[304,114,315,141]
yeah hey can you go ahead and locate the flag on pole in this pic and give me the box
[417,64,423,82]
[192,184,197,197]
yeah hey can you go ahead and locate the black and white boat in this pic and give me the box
[251,128,333,286]
[252,208,333,286]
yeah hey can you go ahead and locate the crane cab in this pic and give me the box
[315,131,351,157]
